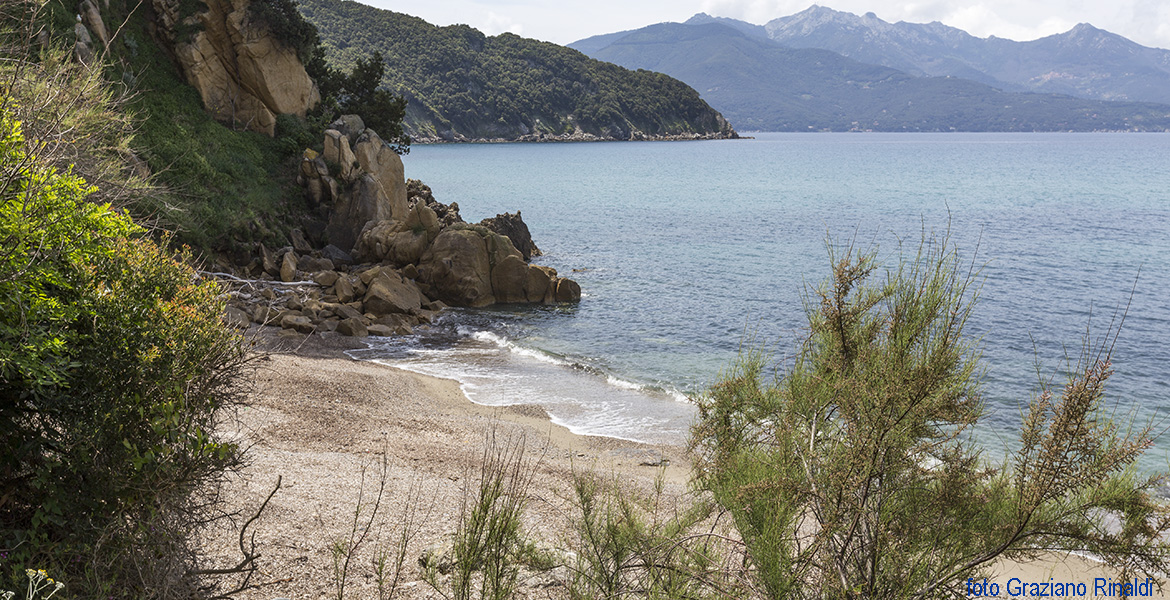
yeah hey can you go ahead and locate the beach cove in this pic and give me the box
[200,330,1140,599]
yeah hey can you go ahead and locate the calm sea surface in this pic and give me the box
[347,133,1170,469]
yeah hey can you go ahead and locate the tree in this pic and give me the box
[690,236,1170,599]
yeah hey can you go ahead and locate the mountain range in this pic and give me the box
[572,7,1170,131]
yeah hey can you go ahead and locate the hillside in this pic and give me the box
[572,22,1170,132]
[296,0,737,141]
[761,6,1170,104]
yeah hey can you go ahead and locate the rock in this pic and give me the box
[490,254,529,303]
[352,129,408,220]
[363,272,424,315]
[280,314,314,334]
[149,0,320,135]
[251,304,273,324]
[314,270,340,287]
[317,319,339,333]
[526,265,556,303]
[367,324,395,337]
[325,173,393,253]
[333,276,356,303]
[297,255,333,273]
[408,179,463,228]
[555,277,582,302]
[290,228,313,253]
[322,129,358,181]
[285,294,303,311]
[485,230,523,266]
[259,243,279,276]
[424,300,448,312]
[417,229,494,307]
[74,23,92,46]
[479,211,542,261]
[329,115,365,145]
[280,251,298,282]
[402,263,419,280]
[321,244,354,266]
[79,0,109,45]
[224,305,250,328]
[333,303,364,322]
[336,318,368,337]
[74,40,93,64]
[373,313,415,335]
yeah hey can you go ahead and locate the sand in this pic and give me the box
[199,329,1158,600]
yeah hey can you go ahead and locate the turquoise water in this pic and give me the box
[349,133,1170,466]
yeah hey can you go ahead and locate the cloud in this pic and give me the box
[480,11,524,36]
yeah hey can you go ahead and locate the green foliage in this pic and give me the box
[295,0,733,140]
[307,50,410,154]
[567,470,743,600]
[690,236,1170,598]
[0,104,248,597]
[31,0,314,253]
[1,10,248,595]
[248,0,317,62]
[425,432,535,600]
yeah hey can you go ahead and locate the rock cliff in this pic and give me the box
[149,0,319,135]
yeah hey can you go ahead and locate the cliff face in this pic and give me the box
[149,0,319,135]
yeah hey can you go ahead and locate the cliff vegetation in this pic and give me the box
[296,0,738,141]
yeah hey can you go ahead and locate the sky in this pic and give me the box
[351,0,1170,50]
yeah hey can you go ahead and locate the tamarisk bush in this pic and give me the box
[690,236,1170,599]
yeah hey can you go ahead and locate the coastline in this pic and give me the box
[410,130,741,144]
[201,328,691,599]
[203,327,1151,599]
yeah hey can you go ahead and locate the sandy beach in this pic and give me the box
[201,329,1151,600]
[201,330,692,599]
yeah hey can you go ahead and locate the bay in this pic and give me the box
[349,132,1170,469]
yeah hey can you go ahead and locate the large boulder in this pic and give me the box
[479,211,542,261]
[329,115,365,145]
[363,271,425,315]
[490,255,529,303]
[525,265,557,304]
[417,229,494,307]
[149,0,320,136]
[325,173,394,252]
[322,129,358,181]
[353,203,441,265]
[352,129,408,220]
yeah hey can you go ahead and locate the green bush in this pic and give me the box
[0,83,246,600]
[691,236,1170,599]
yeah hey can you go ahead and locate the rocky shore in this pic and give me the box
[216,116,580,339]
[412,129,741,144]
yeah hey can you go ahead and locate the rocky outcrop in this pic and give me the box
[298,117,411,253]
[292,122,579,313]
[149,0,319,135]
[415,225,576,307]
[407,179,463,228]
[479,211,541,261]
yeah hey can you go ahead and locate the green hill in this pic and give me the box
[296,0,736,141]
[573,22,1170,132]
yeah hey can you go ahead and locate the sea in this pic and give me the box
[346,132,1170,471]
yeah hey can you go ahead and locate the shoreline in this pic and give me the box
[203,327,1151,599]
[200,328,692,599]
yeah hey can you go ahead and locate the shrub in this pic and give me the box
[0,19,248,597]
[690,236,1170,599]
